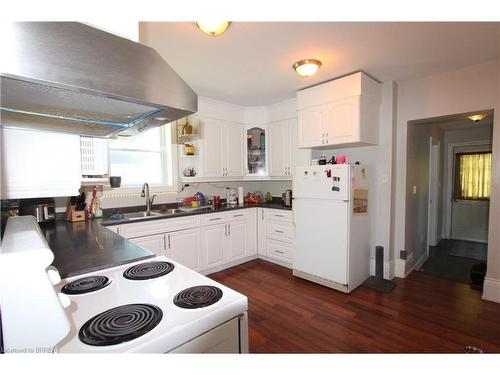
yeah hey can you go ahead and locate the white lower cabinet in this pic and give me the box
[109,207,286,274]
[129,234,165,257]
[166,228,201,271]
[201,223,227,269]
[227,221,248,262]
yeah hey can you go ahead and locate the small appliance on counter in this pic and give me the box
[19,198,56,223]
[282,189,293,207]
[227,189,238,206]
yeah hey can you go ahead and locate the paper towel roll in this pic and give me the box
[238,186,244,206]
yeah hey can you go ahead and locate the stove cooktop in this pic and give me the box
[55,256,248,353]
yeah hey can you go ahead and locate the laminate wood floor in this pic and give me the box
[209,259,500,353]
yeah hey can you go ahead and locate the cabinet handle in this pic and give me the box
[275,214,284,217]
[163,235,167,251]
[275,230,284,234]
[262,210,264,220]
[167,234,171,249]
[228,224,231,236]
[275,249,285,254]
[225,224,227,237]
[210,217,222,221]
[233,214,244,217]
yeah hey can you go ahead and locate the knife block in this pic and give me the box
[65,205,86,222]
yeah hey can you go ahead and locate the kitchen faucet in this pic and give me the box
[141,183,156,215]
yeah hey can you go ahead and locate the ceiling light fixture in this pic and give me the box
[196,21,231,37]
[293,59,322,77]
[468,114,488,122]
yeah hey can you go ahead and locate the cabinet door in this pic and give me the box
[166,228,201,271]
[245,126,267,176]
[268,120,289,177]
[227,221,248,261]
[201,118,224,177]
[324,97,359,145]
[128,234,165,256]
[201,223,227,269]
[224,122,244,176]
[257,208,267,256]
[297,105,325,148]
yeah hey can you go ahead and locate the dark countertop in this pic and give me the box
[40,220,154,279]
[42,202,291,279]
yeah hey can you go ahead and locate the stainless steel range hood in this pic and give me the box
[0,22,198,138]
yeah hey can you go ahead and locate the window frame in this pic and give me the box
[106,123,178,192]
[453,150,491,201]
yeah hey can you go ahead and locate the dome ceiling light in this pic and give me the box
[293,59,322,77]
[196,21,231,37]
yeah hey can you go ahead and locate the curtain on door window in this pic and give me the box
[454,152,492,200]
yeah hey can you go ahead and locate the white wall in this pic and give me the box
[405,123,444,270]
[393,60,499,283]
[483,58,500,303]
[311,81,397,278]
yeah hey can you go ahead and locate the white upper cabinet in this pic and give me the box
[223,122,244,176]
[200,118,243,178]
[1,128,81,199]
[200,118,225,177]
[268,120,291,177]
[297,72,381,148]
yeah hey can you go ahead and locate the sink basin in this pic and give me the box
[177,206,214,213]
[121,211,165,220]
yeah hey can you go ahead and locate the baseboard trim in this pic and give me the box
[482,277,500,304]
[413,252,428,271]
[450,236,488,244]
[202,254,258,275]
[395,253,415,278]
[259,255,292,269]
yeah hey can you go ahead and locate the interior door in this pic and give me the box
[128,234,165,256]
[227,221,248,261]
[269,120,289,176]
[224,122,244,176]
[167,228,201,271]
[201,118,224,177]
[298,105,324,148]
[201,223,227,269]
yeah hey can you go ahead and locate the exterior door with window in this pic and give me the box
[451,149,491,242]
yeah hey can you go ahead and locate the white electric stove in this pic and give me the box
[56,256,248,353]
[0,216,248,354]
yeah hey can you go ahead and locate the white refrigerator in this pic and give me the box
[293,164,370,293]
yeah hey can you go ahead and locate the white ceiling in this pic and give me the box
[139,22,500,107]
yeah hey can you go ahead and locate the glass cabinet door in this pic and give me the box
[246,127,266,175]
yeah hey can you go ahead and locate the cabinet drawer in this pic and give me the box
[227,210,247,222]
[200,212,227,226]
[266,239,293,261]
[265,209,292,223]
[267,222,294,242]
[119,216,200,239]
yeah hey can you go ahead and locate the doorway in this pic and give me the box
[406,110,493,285]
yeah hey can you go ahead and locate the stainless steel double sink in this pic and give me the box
[121,206,215,221]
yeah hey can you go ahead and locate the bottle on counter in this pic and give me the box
[87,186,99,218]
